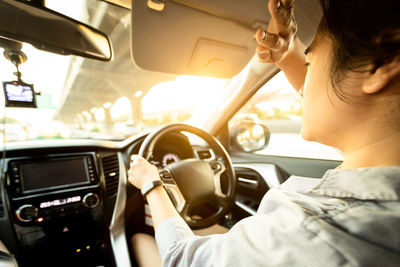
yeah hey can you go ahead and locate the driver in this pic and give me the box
[128,0,400,266]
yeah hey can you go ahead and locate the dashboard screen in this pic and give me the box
[21,157,89,193]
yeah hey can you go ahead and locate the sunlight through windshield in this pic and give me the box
[0,0,229,143]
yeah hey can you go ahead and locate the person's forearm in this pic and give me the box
[276,36,307,91]
[145,186,179,230]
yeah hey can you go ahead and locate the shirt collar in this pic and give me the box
[309,166,400,201]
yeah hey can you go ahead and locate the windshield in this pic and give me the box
[0,0,229,142]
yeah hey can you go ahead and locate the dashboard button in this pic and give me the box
[16,204,38,222]
[159,171,174,184]
[211,163,221,170]
[82,193,100,208]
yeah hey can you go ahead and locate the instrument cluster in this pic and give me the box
[150,152,181,168]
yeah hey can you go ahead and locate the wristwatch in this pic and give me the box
[141,180,163,197]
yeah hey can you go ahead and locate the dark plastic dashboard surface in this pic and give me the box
[0,140,123,267]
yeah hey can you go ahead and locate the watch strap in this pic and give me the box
[141,180,163,197]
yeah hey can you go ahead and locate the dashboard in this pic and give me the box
[0,131,287,267]
[0,132,217,266]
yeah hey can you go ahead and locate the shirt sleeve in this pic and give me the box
[154,216,252,266]
[155,216,194,257]
[154,188,355,267]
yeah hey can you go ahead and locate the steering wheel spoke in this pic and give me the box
[208,160,227,198]
[213,194,230,210]
[159,168,187,212]
[179,202,194,223]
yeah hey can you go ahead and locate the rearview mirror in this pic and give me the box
[0,0,112,61]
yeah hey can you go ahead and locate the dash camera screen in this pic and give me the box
[4,82,34,102]
[3,81,36,107]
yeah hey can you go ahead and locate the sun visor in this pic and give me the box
[131,0,269,78]
[131,0,321,78]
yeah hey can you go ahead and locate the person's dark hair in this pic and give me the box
[318,0,400,101]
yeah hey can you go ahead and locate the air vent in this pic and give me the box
[101,154,119,197]
[234,167,270,203]
[238,174,259,188]
[196,149,212,160]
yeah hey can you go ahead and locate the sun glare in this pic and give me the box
[141,75,228,114]
[94,108,105,121]
[110,97,131,119]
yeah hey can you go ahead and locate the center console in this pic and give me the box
[5,153,107,266]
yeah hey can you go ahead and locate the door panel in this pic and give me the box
[220,151,341,225]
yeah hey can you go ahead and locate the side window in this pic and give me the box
[229,72,343,160]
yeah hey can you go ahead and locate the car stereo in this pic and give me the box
[6,153,103,227]
[7,154,98,197]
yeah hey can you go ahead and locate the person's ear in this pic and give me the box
[362,56,400,94]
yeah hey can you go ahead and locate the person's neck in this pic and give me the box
[341,131,400,169]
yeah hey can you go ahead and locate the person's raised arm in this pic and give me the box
[256,0,306,91]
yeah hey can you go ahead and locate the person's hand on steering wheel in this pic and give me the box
[128,155,160,190]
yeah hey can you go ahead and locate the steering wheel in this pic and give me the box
[138,123,236,229]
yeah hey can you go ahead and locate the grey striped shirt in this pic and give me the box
[156,166,400,266]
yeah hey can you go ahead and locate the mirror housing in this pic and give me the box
[0,0,113,61]
[231,121,270,152]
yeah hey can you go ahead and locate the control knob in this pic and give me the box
[82,193,100,208]
[16,204,38,222]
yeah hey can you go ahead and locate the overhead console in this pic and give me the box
[4,152,107,266]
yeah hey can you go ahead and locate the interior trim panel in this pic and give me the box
[109,152,131,266]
